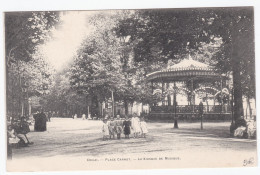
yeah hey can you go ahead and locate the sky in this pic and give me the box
[40,11,96,71]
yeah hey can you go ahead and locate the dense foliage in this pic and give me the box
[6,12,59,118]
[6,8,255,124]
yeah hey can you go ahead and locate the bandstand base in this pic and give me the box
[148,113,232,121]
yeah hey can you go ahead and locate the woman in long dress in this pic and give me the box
[131,113,141,138]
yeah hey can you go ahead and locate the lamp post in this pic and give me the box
[199,100,204,130]
[42,83,48,112]
[173,82,179,129]
[21,78,29,117]
[86,95,91,119]
[230,88,236,135]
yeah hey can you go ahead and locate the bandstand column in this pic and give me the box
[173,82,177,111]
[151,81,154,95]
[191,78,194,112]
[167,82,171,106]
[151,81,155,107]
[162,82,165,106]
[221,78,223,113]
[205,83,209,112]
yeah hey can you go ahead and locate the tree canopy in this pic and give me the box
[49,7,254,120]
[7,8,255,123]
[5,11,60,117]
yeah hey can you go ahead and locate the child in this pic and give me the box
[140,117,148,138]
[82,114,86,120]
[115,115,123,139]
[108,116,115,139]
[123,116,131,139]
[102,119,109,141]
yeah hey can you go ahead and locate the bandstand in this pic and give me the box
[147,56,232,120]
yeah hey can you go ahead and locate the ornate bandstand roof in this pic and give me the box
[147,55,225,82]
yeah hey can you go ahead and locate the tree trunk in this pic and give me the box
[230,26,245,124]
[232,56,244,121]
[124,99,128,115]
[111,91,114,117]
[247,96,252,118]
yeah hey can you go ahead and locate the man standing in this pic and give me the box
[33,111,40,131]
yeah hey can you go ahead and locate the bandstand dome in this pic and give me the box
[147,56,224,82]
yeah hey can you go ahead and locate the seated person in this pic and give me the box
[13,117,33,147]
[7,125,20,146]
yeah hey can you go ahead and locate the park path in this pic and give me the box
[8,118,257,171]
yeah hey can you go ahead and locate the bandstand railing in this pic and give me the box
[151,105,231,114]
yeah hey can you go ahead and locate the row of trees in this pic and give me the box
[7,8,254,125]
[45,7,255,124]
[5,12,59,118]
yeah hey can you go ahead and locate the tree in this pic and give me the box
[5,11,59,64]
[69,11,140,116]
[5,11,60,118]
[44,8,254,122]
[114,8,255,124]
[208,7,255,122]
[42,68,87,117]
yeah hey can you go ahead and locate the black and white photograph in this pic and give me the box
[2,4,258,172]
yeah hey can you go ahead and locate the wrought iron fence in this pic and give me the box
[151,105,231,114]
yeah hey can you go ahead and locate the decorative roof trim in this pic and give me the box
[147,66,216,77]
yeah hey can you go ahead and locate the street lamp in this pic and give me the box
[230,88,236,135]
[172,82,179,129]
[42,83,49,112]
[42,83,48,94]
[21,78,29,117]
[86,95,91,119]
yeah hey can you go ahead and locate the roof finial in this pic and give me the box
[188,54,192,60]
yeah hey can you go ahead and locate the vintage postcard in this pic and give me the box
[4,7,257,172]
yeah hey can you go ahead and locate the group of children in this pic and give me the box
[102,113,148,140]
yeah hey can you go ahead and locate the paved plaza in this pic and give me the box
[8,118,257,171]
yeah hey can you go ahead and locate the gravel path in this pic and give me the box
[7,118,257,171]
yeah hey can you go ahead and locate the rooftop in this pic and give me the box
[147,55,222,82]
[168,55,212,70]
